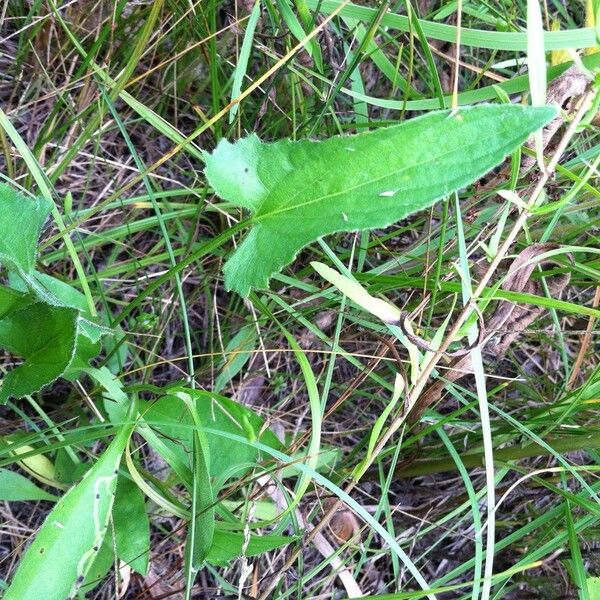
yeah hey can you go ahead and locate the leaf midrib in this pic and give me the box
[251,129,512,223]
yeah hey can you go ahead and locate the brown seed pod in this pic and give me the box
[323,498,361,545]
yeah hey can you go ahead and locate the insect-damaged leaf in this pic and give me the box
[204,104,556,295]
[4,425,131,600]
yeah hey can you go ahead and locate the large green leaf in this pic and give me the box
[0,285,31,319]
[141,389,283,572]
[203,104,555,295]
[0,303,79,403]
[0,184,52,277]
[4,425,131,600]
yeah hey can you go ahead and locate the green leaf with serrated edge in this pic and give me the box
[8,272,111,340]
[31,271,90,311]
[4,425,132,600]
[0,468,58,502]
[0,285,31,319]
[204,104,556,295]
[0,184,52,277]
[1,274,110,391]
[113,475,150,575]
[206,530,295,567]
[0,303,79,403]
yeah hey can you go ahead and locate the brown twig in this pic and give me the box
[567,285,600,389]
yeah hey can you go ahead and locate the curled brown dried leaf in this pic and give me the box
[405,243,572,423]
[521,65,590,172]
[322,497,361,546]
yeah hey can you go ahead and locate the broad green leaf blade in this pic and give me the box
[113,475,150,575]
[206,530,295,566]
[204,104,556,295]
[3,273,106,374]
[0,468,58,502]
[0,303,79,403]
[31,271,90,311]
[0,184,52,276]
[0,285,31,319]
[4,426,131,600]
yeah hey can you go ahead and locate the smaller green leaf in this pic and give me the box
[588,577,600,600]
[66,319,112,378]
[2,274,108,379]
[83,366,130,423]
[0,468,58,502]
[0,303,79,403]
[4,425,132,600]
[184,409,215,572]
[9,272,110,369]
[229,0,261,123]
[214,324,257,393]
[2,437,58,489]
[113,475,150,575]
[54,449,87,484]
[80,540,114,596]
[143,389,281,489]
[311,261,401,323]
[0,184,52,277]
[206,530,295,566]
[11,271,90,311]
